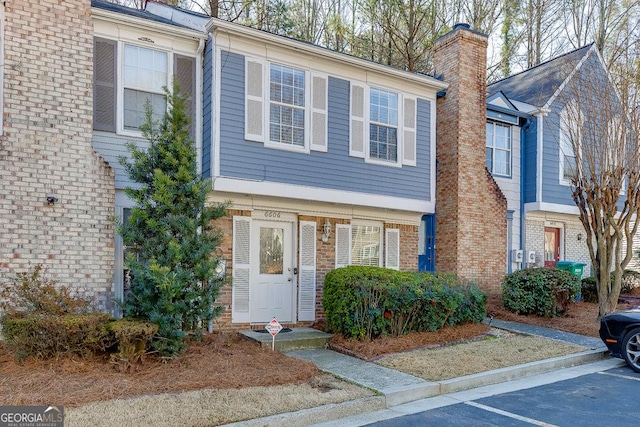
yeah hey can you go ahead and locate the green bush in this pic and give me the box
[581,277,598,303]
[581,270,640,303]
[323,266,486,340]
[1,312,113,361]
[502,268,581,317]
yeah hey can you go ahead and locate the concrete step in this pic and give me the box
[240,327,333,351]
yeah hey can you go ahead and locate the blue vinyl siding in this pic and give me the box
[218,50,431,202]
[93,132,147,189]
[522,121,538,203]
[540,106,578,206]
[202,36,213,179]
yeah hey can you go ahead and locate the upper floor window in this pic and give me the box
[486,121,511,176]
[245,57,328,153]
[269,63,305,147]
[93,37,196,136]
[123,45,168,131]
[560,130,577,181]
[369,88,399,162]
[559,101,581,183]
[349,83,417,167]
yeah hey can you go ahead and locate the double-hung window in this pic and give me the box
[244,56,328,152]
[123,45,168,131]
[369,88,399,162]
[559,102,580,183]
[269,63,305,147]
[486,121,511,176]
[349,83,417,167]
[93,37,196,135]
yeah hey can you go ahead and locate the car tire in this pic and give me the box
[622,327,640,373]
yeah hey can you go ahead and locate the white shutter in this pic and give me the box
[310,73,328,152]
[245,58,265,142]
[402,96,417,166]
[335,224,351,268]
[350,82,366,158]
[385,228,400,270]
[298,221,317,321]
[232,216,251,323]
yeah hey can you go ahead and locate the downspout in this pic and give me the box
[195,37,205,176]
[520,117,531,270]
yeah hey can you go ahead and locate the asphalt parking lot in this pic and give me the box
[364,364,638,427]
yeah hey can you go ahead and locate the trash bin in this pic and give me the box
[556,261,587,301]
[556,261,586,277]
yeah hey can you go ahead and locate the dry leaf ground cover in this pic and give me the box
[0,296,613,426]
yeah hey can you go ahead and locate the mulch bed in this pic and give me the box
[0,332,320,407]
[328,323,491,360]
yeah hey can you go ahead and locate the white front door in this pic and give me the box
[250,220,294,323]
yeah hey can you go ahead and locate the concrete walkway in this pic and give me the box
[224,321,610,427]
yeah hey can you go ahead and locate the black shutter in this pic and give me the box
[93,38,117,132]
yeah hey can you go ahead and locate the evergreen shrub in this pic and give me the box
[323,266,486,340]
[502,267,580,317]
[1,312,113,361]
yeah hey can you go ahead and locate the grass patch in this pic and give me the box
[376,334,587,381]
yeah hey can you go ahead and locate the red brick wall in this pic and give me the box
[433,26,507,292]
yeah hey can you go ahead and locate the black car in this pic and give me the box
[599,308,640,372]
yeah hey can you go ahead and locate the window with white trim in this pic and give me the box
[244,57,328,153]
[351,224,382,266]
[269,63,305,147]
[559,102,581,183]
[123,44,168,131]
[93,37,196,135]
[486,121,511,176]
[335,222,401,269]
[369,88,399,162]
[349,83,417,167]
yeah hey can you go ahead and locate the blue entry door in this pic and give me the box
[418,214,435,272]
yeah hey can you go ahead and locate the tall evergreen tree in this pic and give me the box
[119,80,228,357]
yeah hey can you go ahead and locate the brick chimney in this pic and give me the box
[433,24,507,291]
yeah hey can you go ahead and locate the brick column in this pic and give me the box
[433,24,507,291]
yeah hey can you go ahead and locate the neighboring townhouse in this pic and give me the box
[486,44,612,277]
[203,18,447,328]
[0,1,115,310]
[91,0,208,313]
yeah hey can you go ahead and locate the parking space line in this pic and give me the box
[598,371,640,382]
[465,402,558,427]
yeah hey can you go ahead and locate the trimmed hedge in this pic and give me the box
[109,319,159,371]
[323,266,486,340]
[502,268,580,317]
[0,314,159,363]
[1,312,114,361]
